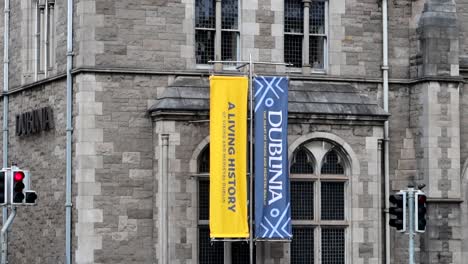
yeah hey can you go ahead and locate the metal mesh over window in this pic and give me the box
[291,227,314,264]
[285,0,303,33]
[284,34,303,67]
[290,148,314,174]
[232,242,255,264]
[309,1,325,34]
[321,228,345,264]
[321,151,344,174]
[222,0,238,29]
[196,0,215,28]
[196,30,215,64]
[291,181,314,220]
[310,36,324,69]
[321,182,344,220]
[221,31,238,61]
[198,146,210,173]
[199,180,210,220]
[199,227,224,264]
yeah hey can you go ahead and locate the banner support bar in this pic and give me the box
[208,60,292,67]
[248,53,254,264]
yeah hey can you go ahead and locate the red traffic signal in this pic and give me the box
[14,171,25,182]
[415,192,427,232]
[11,169,28,204]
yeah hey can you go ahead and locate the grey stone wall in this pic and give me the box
[0,80,67,263]
[74,72,163,264]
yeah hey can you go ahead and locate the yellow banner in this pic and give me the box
[209,76,249,238]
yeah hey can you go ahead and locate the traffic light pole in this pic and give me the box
[408,187,415,264]
[0,207,15,264]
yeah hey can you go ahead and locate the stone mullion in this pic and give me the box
[302,0,311,74]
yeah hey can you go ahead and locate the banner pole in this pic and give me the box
[248,53,254,264]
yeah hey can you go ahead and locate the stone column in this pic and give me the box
[159,134,169,264]
[405,1,462,263]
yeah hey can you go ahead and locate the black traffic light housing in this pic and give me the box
[0,169,6,205]
[11,169,29,205]
[389,191,406,232]
[415,191,427,232]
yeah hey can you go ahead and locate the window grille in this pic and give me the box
[321,151,344,174]
[222,0,238,30]
[199,180,209,221]
[320,182,344,220]
[321,229,345,264]
[290,148,314,174]
[290,141,347,264]
[284,0,327,70]
[195,0,239,65]
[309,1,325,34]
[284,0,303,33]
[310,36,325,69]
[309,2,326,69]
[291,227,314,264]
[198,146,210,173]
[284,0,303,67]
[198,143,251,263]
[195,0,216,64]
[291,181,314,220]
[221,31,238,61]
[199,227,224,264]
[232,242,255,264]
[196,0,215,28]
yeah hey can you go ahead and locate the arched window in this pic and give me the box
[321,150,344,175]
[290,140,348,264]
[197,144,251,264]
[290,147,315,174]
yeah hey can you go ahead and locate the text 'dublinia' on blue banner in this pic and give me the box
[254,76,291,240]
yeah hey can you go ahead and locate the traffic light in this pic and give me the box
[11,169,29,205]
[415,191,427,232]
[0,169,6,205]
[25,190,37,205]
[389,191,406,232]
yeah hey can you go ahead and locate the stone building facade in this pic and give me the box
[0,0,467,263]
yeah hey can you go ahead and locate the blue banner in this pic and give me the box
[254,76,291,239]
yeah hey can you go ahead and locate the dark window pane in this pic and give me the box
[321,182,344,220]
[310,36,324,69]
[198,146,210,173]
[199,180,209,220]
[196,0,215,28]
[284,34,303,67]
[196,30,215,64]
[285,0,303,33]
[222,0,238,30]
[291,181,314,220]
[221,31,238,61]
[291,227,314,264]
[321,228,345,264]
[309,1,325,34]
[321,151,344,174]
[232,241,255,264]
[290,148,314,174]
[199,226,224,264]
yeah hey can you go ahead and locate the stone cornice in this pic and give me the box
[2,66,466,96]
